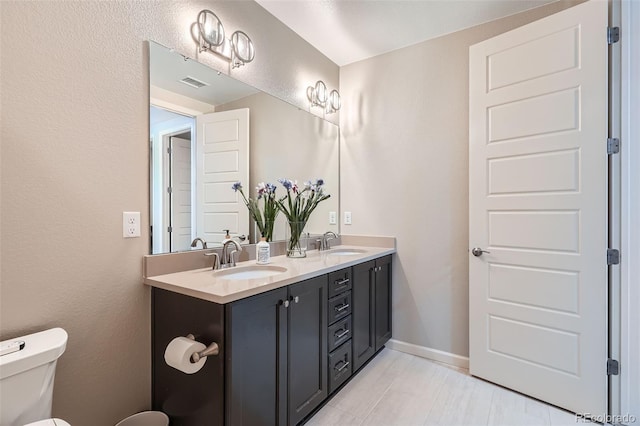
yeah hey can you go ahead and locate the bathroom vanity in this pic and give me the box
[145,244,394,426]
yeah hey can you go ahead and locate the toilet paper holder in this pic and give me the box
[186,334,219,363]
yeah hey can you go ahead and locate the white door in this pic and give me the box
[469,0,608,414]
[170,136,192,251]
[196,109,250,246]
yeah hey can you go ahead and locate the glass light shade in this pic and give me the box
[314,80,327,105]
[231,31,255,64]
[197,10,225,47]
[327,89,341,113]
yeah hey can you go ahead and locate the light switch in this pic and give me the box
[344,211,352,225]
[329,211,337,225]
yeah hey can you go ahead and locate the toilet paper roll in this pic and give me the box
[164,337,207,374]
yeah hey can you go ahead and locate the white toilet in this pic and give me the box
[0,328,71,426]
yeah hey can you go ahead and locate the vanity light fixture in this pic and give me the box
[307,80,341,114]
[192,10,255,69]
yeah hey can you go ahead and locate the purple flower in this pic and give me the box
[232,182,243,192]
[316,179,324,186]
[278,178,293,191]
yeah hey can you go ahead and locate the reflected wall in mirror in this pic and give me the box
[149,41,339,254]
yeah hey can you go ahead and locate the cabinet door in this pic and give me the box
[375,255,392,350]
[152,288,225,426]
[226,287,288,426]
[352,260,375,372]
[288,276,328,425]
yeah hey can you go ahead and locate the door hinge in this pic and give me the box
[167,147,172,155]
[607,138,620,154]
[167,226,173,233]
[167,187,173,194]
[607,358,620,375]
[607,249,620,265]
[608,26,620,44]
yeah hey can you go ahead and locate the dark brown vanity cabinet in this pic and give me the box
[352,255,392,372]
[152,255,392,426]
[226,275,328,426]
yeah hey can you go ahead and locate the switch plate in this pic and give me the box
[344,211,352,225]
[123,212,141,238]
[329,211,337,225]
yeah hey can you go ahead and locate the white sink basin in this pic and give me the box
[215,265,288,280]
[326,248,367,256]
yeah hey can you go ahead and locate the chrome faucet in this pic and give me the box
[191,237,208,249]
[318,231,338,251]
[221,239,242,268]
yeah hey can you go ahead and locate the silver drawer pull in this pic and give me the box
[335,329,350,339]
[334,303,350,312]
[334,278,350,287]
[335,360,350,372]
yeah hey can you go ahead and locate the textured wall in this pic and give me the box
[0,1,337,425]
[339,0,582,358]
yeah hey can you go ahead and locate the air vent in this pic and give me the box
[179,76,209,89]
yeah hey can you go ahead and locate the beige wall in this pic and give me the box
[0,1,337,425]
[339,0,583,358]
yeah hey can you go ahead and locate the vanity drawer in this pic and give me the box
[328,316,352,352]
[328,268,352,299]
[328,291,351,325]
[328,341,352,394]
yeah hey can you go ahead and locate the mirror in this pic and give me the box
[149,41,340,254]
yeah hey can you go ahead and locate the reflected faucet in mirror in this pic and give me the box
[191,237,208,249]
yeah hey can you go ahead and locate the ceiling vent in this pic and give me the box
[179,76,209,89]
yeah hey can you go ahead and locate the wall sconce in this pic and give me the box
[192,10,255,69]
[307,80,341,114]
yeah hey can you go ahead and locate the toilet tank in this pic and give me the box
[0,328,68,426]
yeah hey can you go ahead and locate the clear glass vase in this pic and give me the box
[286,221,307,258]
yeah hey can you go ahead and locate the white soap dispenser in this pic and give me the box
[256,237,270,264]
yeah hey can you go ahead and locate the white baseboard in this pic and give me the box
[386,339,469,370]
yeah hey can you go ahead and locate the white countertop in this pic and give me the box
[144,245,395,304]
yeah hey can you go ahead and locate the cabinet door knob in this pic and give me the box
[293,296,299,304]
[282,299,290,308]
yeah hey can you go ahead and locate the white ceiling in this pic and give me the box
[255,0,557,66]
[149,41,259,107]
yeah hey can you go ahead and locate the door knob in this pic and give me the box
[471,247,490,257]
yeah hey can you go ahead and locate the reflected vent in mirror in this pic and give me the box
[179,76,209,89]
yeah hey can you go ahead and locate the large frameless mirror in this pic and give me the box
[149,41,339,254]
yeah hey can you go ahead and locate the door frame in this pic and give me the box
[160,127,195,252]
[617,0,640,421]
[150,102,196,253]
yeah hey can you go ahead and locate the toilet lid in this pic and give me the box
[25,419,71,426]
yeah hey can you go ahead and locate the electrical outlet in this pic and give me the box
[344,211,352,225]
[329,211,337,225]
[123,212,141,238]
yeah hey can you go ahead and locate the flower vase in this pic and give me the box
[286,221,307,258]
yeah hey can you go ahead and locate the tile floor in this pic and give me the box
[306,348,585,426]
